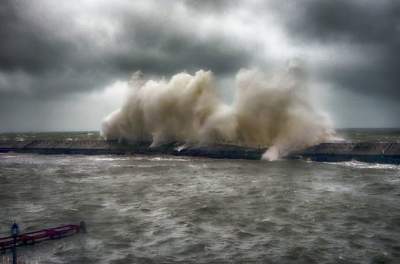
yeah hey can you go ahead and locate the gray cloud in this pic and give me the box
[182,0,238,13]
[285,1,399,43]
[0,0,399,131]
[0,0,253,101]
[278,0,400,99]
[110,11,253,75]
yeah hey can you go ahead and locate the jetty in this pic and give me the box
[0,140,399,164]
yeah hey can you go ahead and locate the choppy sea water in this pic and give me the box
[1,152,400,263]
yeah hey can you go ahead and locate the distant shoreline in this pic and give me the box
[2,128,400,133]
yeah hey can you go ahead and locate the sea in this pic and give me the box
[0,129,400,264]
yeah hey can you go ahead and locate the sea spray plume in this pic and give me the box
[232,62,336,160]
[101,62,336,160]
[102,70,221,145]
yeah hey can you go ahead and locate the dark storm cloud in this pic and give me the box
[1,0,399,131]
[0,0,253,100]
[0,0,115,99]
[0,1,72,74]
[285,0,399,43]
[108,11,252,76]
[279,0,400,99]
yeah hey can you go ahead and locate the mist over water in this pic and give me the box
[102,63,336,160]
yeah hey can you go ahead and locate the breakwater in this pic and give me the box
[0,140,399,164]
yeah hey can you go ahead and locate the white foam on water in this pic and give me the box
[330,160,400,170]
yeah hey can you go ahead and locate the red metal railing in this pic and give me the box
[0,223,84,252]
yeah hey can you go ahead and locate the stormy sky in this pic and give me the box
[0,0,399,132]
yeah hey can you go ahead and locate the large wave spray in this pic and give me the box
[101,63,336,160]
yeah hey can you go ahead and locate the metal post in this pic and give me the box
[11,223,19,264]
[79,221,87,233]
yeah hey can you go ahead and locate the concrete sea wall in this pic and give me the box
[0,140,399,164]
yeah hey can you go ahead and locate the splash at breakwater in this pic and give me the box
[102,62,336,160]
